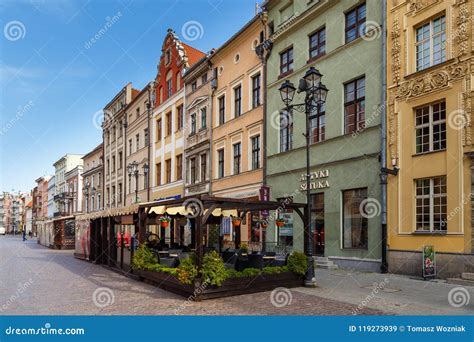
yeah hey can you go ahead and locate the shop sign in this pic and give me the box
[300,170,330,191]
[422,245,436,278]
[260,186,270,217]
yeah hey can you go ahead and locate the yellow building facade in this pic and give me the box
[387,0,473,278]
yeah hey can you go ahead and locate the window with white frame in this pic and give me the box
[415,101,446,154]
[415,176,447,231]
[415,15,446,71]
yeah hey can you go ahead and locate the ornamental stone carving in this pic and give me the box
[391,18,401,83]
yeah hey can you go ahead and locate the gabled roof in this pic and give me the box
[182,42,206,67]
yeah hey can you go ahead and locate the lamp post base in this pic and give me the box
[304,278,318,287]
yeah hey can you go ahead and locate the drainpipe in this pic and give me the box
[209,60,215,195]
[147,81,154,202]
[380,0,388,274]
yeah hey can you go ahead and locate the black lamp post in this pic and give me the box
[278,67,328,287]
[127,162,149,204]
[83,181,90,212]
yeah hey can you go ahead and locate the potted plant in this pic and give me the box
[159,216,171,228]
[275,218,285,227]
[260,220,268,229]
[232,217,241,227]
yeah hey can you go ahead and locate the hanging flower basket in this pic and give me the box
[160,216,171,228]
[275,219,285,227]
[260,220,268,229]
[232,218,242,227]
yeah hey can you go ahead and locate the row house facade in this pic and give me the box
[264,0,384,272]
[103,83,139,208]
[125,83,154,205]
[183,56,213,197]
[33,176,52,234]
[47,176,56,218]
[53,154,83,216]
[209,16,266,246]
[82,144,104,213]
[151,29,205,202]
[65,165,84,215]
[387,0,474,278]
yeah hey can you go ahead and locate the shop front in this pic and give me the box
[266,155,382,273]
[37,216,75,250]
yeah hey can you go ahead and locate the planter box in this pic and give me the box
[134,269,303,300]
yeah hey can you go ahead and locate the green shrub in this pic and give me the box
[201,251,227,286]
[176,257,198,285]
[132,244,157,270]
[242,268,261,277]
[287,252,308,276]
[262,266,289,274]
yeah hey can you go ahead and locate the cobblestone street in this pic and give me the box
[0,236,472,316]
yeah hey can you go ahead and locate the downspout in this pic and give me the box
[147,81,154,202]
[209,59,215,195]
[381,0,388,274]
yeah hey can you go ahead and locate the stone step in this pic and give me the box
[461,273,474,281]
[314,258,339,270]
[446,278,474,287]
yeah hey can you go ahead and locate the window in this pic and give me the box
[106,131,110,145]
[416,15,446,71]
[343,188,368,249]
[201,73,208,84]
[218,95,225,125]
[118,152,123,169]
[128,139,132,155]
[136,107,140,118]
[200,154,207,182]
[98,172,101,186]
[112,155,116,172]
[309,27,326,60]
[118,121,123,137]
[156,163,161,186]
[251,135,260,170]
[218,149,224,178]
[280,47,294,75]
[97,193,101,210]
[177,105,183,130]
[415,101,446,153]
[191,81,197,92]
[252,74,261,108]
[176,154,182,181]
[166,112,172,136]
[167,78,172,98]
[165,49,171,65]
[345,3,366,43]
[165,159,171,183]
[118,183,122,204]
[234,86,242,117]
[156,119,162,141]
[112,186,116,204]
[136,133,140,151]
[344,77,365,134]
[190,158,197,184]
[310,102,325,143]
[201,107,207,129]
[416,177,447,231]
[144,128,149,146]
[191,113,197,134]
[233,142,241,175]
[280,110,293,152]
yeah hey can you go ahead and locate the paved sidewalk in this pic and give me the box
[294,268,474,315]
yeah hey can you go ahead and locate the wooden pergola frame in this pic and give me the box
[138,194,307,268]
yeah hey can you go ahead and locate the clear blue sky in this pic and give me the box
[0,0,259,193]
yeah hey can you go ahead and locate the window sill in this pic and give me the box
[412,230,447,235]
[412,149,446,157]
[306,53,325,64]
[278,70,294,80]
[404,59,453,80]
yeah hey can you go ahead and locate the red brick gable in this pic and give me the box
[154,29,205,107]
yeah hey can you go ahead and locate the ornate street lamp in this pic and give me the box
[278,68,328,287]
[127,161,148,204]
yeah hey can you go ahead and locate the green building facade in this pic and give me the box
[264,0,384,272]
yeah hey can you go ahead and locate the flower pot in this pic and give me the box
[260,223,268,229]
[232,219,241,227]
[161,221,169,228]
[275,221,285,227]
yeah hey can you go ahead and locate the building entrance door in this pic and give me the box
[312,193,325,256]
